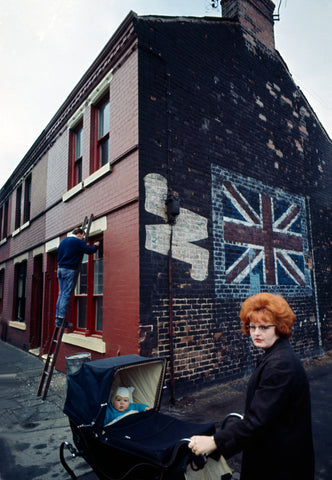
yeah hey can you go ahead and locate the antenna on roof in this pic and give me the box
[273,0,282,21]
[206,0,222,16]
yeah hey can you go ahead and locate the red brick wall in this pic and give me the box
[103,203,140,356]
[110,50,139,160]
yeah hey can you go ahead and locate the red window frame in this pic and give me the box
[90,95,110,174]
[1,201,9,240]
[0,269,4,314]
[15,185,22,230]
[68,122,83,189]
[14,261,27,322]
[0,206,2,240]
[73,237,103,335]
[23,175,31,223]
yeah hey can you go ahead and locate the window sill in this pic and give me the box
[62,182,84,202]
[0,237,7,247]
[62,332,106,353]
[9,320,26,331]
[12,221,30,237]
[84,163,112,188]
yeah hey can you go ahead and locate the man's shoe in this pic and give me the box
[55,317,64,328]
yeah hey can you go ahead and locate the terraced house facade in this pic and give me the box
[0,0,331,398]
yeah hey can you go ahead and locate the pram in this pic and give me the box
[61,354,233,480]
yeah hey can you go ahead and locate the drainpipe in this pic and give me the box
[306,196,323,355]
[166,195,180,404]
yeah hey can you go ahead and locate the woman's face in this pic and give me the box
[249,313,279,351]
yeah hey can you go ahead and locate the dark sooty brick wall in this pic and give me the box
[135,16,331,395]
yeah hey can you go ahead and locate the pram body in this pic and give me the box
[62,354,232,480]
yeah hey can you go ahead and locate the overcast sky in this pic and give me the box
[0,0,331,189]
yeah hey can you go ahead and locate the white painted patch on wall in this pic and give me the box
[144,173,209,281]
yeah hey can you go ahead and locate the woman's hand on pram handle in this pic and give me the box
[188,435,217,456]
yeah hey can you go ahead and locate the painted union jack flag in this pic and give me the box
[223,181,305,285]
[212,166,311,296]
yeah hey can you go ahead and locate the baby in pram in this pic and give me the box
[104,386,151,426]
[62,355,232,480]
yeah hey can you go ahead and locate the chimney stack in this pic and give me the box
[221,0,276,51]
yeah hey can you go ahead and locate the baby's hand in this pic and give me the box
[144,407,151,411]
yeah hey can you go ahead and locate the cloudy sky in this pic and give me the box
[0,0,331,188]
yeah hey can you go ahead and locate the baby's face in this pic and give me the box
[113,395,130,412]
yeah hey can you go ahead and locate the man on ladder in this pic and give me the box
[55,226,100,328]
[38,215,99,400]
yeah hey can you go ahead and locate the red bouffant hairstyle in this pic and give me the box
[240,292,296,339]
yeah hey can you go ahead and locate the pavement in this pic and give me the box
[0,340,331,480]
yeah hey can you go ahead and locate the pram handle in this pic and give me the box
[221,412,243,429]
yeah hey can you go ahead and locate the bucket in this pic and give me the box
[65,352,91,376]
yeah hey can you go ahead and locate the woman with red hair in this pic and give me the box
[189,292,315,480]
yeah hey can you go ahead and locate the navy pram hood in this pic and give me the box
[62,354,219,477]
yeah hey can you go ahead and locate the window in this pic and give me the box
[0,269,4,314]
[69,122,83,189]
[91,95,110,173]
[24,175,31,223]
[14,261,27,322]
[74,238,103,334]
[0,200,9,240]
[98,99,110,167]
[3,200,8,239]
[15,185,22,230]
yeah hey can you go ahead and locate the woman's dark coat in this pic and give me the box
[214,337,315,480]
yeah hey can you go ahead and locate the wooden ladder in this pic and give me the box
[37,214,93,400]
